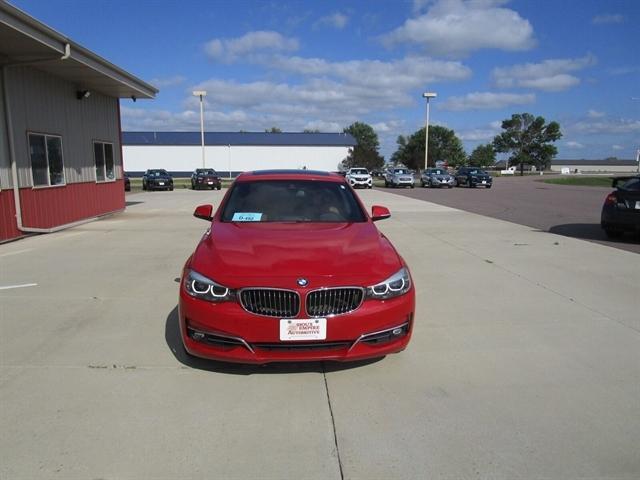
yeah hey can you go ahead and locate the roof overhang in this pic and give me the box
[0,2,157,99]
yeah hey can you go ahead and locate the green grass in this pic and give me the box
[539,176,614,187]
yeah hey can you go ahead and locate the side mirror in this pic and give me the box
[371,205,391,222]
[194,204,214,221]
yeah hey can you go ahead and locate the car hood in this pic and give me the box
[190,221,403,288]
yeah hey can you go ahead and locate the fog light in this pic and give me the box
[392,327,403,336]
[190,330,205,341]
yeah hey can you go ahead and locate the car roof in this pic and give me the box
[236,169,344,183]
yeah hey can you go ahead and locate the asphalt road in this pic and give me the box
[1,188,639,479]
[384,174,640,254]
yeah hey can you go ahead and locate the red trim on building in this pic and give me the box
[0,190,22,241]
[0,181,125,241]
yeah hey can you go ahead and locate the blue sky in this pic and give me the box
[12,0,640,160]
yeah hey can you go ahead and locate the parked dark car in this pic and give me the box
[601,175,640,238]
[191,169,222,190]
[421,168,455,188]
[123,172,130,192]
[142,169,173,191]
[454,167,492,188]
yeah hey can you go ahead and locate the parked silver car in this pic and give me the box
[421,168,455,188]
[384,168,415,188]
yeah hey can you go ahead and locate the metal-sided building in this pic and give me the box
[122,131,356,176]
[1,3,157,242]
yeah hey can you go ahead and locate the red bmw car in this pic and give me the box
[179,169,415,364]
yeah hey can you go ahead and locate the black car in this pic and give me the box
[454,167,492,188]
[142,169,173,191]
[190,169,221,190]
[123,172,131,192]
[601,175,640,238]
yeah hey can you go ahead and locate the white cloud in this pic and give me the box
[269,54,471,89]
[458,120,502,141]
[303,120,342,132]
[383,0,535,57]
[573,118,640,135]
[149,75,186,88]
[565,141,584,149]
[592,14,625,25]
[587,109,605,118]
[439,92,535,111]
[314,12,349,30]
[612,145,624,150]
[492,55,596,92]
[204,31,299,61]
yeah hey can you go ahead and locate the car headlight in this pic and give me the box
[183,269,234,302]
[366,267,412,300]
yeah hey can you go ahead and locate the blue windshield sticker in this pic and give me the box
[232,212,263,222]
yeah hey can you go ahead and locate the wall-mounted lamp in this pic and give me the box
[76,90,91,100]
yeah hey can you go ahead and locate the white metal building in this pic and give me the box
[550,159,639,174]
[122,132,356,175]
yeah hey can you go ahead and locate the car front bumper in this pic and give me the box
[179,287,415,364]
[349,178,372,188]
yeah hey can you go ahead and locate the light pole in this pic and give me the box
[423,92,437,170]
[193,90,207,168]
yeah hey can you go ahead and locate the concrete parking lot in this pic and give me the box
[1,188,639,479]
[386,174,640,254]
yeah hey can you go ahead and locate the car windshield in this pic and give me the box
[148,170,167,176]
[221,180,367,223]
[197,169,217,175]
[469,169,486,175]
[394,169,409,174]
[351,169,368,174]
[620,178,640,191]
[429,169,446,175]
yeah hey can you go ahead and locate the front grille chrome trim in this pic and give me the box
[239,288,300,318]
[305,286,365,318]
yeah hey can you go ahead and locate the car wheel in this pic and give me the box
[604,228,623,239]
[368,185,372,189]
[169,186,174,191]
[486,185,492,189]
[384,180,389,187]
[217,185,222,190]
[410,184,415,189]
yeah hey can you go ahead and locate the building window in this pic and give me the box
[28,133,65,187]
[94,141,115,182]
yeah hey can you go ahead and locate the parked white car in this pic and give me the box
[345,168,373,189]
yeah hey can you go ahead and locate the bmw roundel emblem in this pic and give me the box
[297,278,309,287]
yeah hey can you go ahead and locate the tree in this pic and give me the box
[265,126,282,133]
[492,113,562,175]
[468,144,496,167]
[341,122,384,171]
[303,128,320,133]
[390,135,407,166]
[391,125,466,170]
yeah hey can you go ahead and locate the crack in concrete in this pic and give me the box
[322,364,344,480]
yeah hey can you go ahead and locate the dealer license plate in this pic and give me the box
[635,201,640,210]
[208,181,213,184]
[482,180,487,184]
[159,182,165,186]
[280,318,326,341]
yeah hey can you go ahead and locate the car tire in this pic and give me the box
[169,186,174,191]
[421,181,426,188]
[384,180,389,187]
[604,228,623,239]
[368,185,372,189]
[486,185,492,189]
[410,184,415,189]
[217,185,222,190]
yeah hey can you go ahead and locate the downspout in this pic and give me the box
[3,44,98,234]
